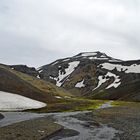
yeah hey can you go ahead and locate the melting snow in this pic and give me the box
[55,96,62,99]
[38,69,43,73]
[106,72,121,89]
[55,61,80,87]
[0,91,46,111]
[52,61,58,65]
[89,56,109,60]
[93,72,121,90]
[64,96,71,99]
[80,52,97,57]
[76,52,97,57]
[75,80,85,88]
[93,76,107,90]
[101,63,140,73]
[63,59,70,62]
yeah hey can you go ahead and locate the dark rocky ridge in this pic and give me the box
[10,65,39,77]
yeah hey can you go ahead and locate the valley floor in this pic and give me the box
[0,101,140,140]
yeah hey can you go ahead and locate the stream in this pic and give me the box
[0,101,120,140]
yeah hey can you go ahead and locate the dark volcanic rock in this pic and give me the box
[10,65,39,77]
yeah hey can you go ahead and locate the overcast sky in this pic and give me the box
[0,0,140,67]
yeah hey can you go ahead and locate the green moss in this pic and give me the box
[27,98,107,113]
[111,100,140,107]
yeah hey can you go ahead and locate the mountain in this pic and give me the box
[9,65,39,77]
[37,51,140,101]
[0,64,72,104]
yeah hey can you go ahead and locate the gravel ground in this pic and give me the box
[0,117,63,140]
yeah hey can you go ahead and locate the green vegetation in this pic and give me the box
[27,98,107,113]
[111,100,140,108]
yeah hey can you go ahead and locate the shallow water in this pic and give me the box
[0,112,45,127]
[48,101,119,140]
[48,111,119,140]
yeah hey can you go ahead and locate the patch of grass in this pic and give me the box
[28,98,107,113]
[111,100,140,108]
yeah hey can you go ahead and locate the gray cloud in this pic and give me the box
[0,0,140,67]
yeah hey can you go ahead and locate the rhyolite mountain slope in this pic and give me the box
[0,64,72,104]
[37,51,140,101]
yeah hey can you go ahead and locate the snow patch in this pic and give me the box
[64,96,71,99]
[63,59,70,62]
[55,61,80,87]
[0,91,46,111]
[52,61,58,65]
[38,69,43,73]
[80,52,97,57]
[101,63,140,73]
[93,76,107,90]
[55,96,62,99]
[75,80,85,88]
[93,72,121,90]
[89,56,109,60]
[106,72,121,89]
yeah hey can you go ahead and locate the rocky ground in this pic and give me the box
[72,106,140,140]
[0,116,63,140]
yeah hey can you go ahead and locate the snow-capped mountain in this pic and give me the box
[37,51,140,101]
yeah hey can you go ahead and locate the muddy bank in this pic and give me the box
[0,117,63,140]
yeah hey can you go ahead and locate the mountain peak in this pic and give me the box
[73,51,121,62]
[75,51,106,57]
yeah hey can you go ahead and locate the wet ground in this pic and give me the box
[47,111,119,140]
